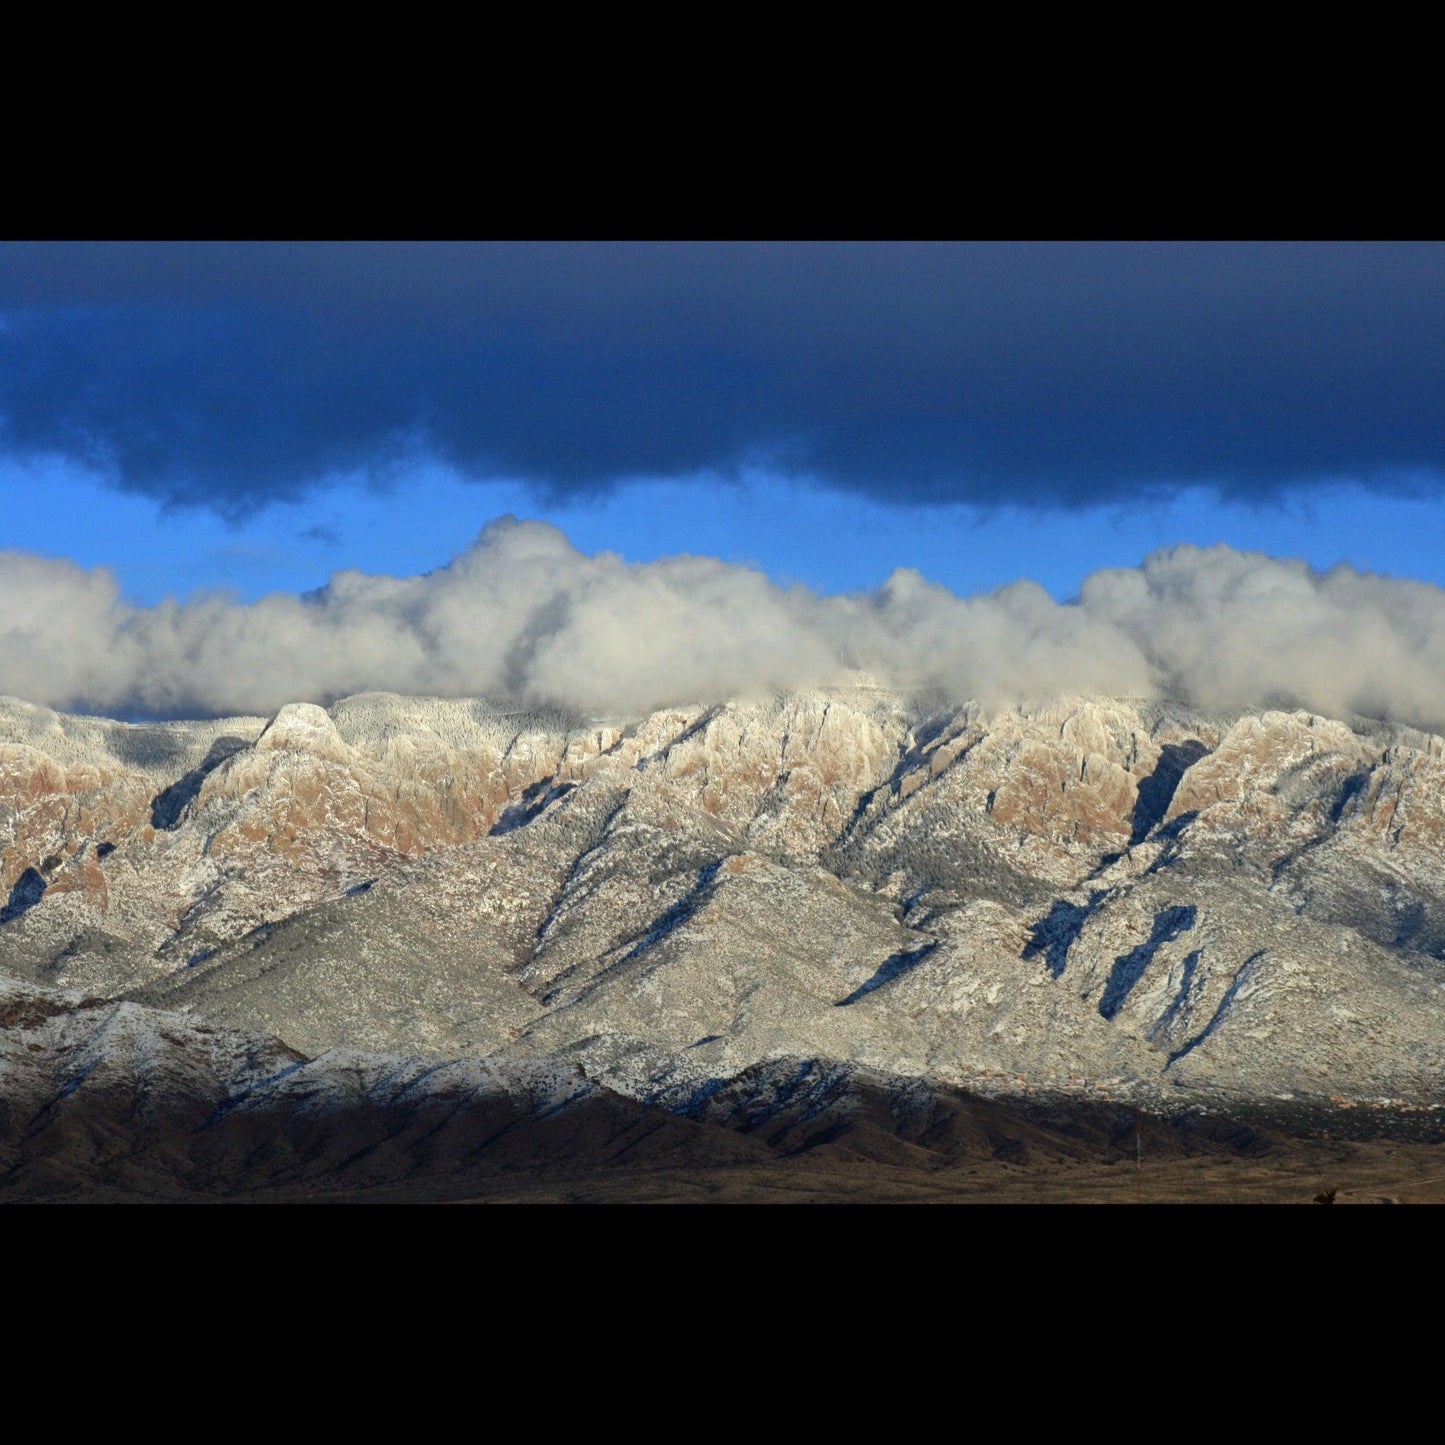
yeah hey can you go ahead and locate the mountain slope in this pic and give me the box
[3,687,1444,1123]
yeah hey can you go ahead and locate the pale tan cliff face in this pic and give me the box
[0,691,1410,929]
[0,743,150,897]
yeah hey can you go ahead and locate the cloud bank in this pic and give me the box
[2,242,1442,514]
[4,519,1445,730]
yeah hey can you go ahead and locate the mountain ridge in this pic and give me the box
[3,685,1443,1198]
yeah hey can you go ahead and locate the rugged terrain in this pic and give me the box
[3,685,1443,1201]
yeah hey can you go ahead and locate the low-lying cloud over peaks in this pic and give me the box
[3,519,1444,730]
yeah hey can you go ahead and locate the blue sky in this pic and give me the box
[6,450,1445,609]
[3,240,1442,604]
[2,241,1444,723]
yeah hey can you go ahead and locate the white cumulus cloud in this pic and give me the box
[3,521,1444,729]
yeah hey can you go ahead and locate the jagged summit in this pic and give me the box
[256,702,344,753]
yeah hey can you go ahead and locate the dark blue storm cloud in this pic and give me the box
[1,241,1441,515]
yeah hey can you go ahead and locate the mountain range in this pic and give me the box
[3,684,1442,1201]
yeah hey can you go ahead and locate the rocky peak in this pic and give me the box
[255,702,349,759]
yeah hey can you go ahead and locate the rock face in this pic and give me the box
[2,685,1443,1159]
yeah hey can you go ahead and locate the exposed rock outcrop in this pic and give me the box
[2,688,1443,1117]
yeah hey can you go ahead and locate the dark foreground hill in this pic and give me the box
[4,979,1439,1202]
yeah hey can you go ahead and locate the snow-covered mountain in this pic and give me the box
[3,686,1443,1197]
